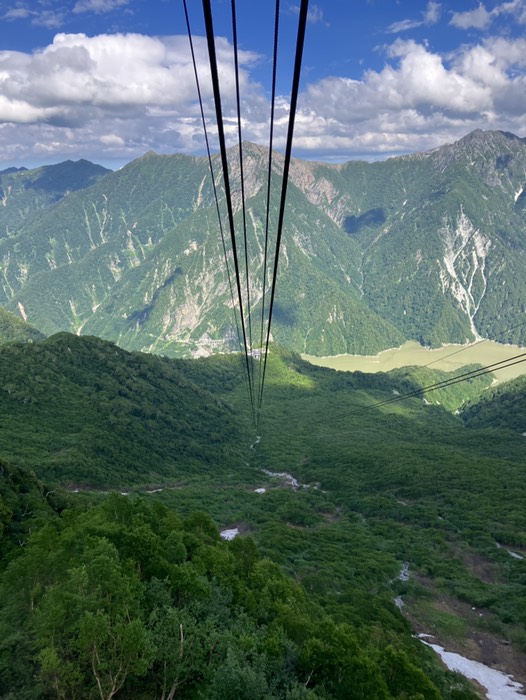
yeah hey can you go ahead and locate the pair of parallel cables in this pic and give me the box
[314,319,526,440]
[183,0,309,428]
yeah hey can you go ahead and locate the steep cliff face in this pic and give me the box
[1,130,526,357]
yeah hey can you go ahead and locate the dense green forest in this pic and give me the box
[461,374,526,433]
[1,475,465,700]
[1,332,525,698]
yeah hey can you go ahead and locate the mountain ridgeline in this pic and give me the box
[1,130,525,357]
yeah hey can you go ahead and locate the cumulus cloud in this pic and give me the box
[1,27,526,166]
[450,3,492,29]
[292,36,526,159]
[0,32,265,164]
[0,32,259,117]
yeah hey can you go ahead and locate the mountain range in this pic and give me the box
[1,129,525,357]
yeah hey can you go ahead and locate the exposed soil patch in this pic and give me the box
[454,546,499,585]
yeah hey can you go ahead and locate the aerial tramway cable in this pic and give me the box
[420,318,526,370]
[182,0,243,360]
[257,0,281,418]
[313,351,526,441]
[369,350,526,411]
[201,0,256,420]
[257,0,310,425]
[189,0,309,428]
[187,1,524,435]
[230,0,254,373]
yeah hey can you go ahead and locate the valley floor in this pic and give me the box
[303,340,526,383]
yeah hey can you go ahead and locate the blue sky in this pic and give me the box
[0,0,525,168]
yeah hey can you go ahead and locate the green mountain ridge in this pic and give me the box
[0,159,112,237]
[461,373,526,432]
[1,130,526,357]
[0,307,45,345]
[0,332,249,486]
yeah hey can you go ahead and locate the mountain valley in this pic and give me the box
[1,131,526,698]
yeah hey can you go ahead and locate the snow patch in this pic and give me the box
[262,469,301,489]
[420,637,526,699]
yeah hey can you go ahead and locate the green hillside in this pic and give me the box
[0,159,111,236]
[0,334,525,697]
[0,462,473,700]
[461,374,526,433]
[0,333,250,486]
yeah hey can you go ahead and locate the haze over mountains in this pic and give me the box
[1,129,525,358]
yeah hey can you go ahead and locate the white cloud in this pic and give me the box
[73,0,131,14]
[1,5,67,28]
[306,5,325,25]
[289,4,326,25]
[450,3,492,29]
[2,8,34,20]
[424,2,441,24]
[0,95,60,123]
[0,32,265,164]
[100,134,125,145]
[0,32,260,118]
[0,27,526,167]
[386,2,441,33]
[450,0,526,29]
[32,10,67,28]
[291,36,526,159]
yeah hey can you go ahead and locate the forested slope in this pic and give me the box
[0,335,525,697]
